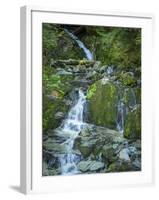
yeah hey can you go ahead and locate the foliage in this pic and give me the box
[81,26,141,69]
[43,23,84,65]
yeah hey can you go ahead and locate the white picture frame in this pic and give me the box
[20,5,154,194]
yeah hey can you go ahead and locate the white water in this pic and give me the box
[117,101,125,134]
[64,29,93,60]
[59,89,86,174]
[116,88,136,135]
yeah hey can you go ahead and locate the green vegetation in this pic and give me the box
[82,27,141,68]
[43,23,84,65]
[42,65,74,132]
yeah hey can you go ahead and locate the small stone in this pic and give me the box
[77,160,105,172]
[54,112,64,119]
[119,148,130,162]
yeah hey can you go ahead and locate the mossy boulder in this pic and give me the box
[87,79,118,129]
[102,145,116,162]
[119,72,136,86]
[108,161,133,172]
[124,105,141,139]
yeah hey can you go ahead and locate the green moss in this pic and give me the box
[43,97,69,133]
[86,83,97,99]
[43,65,74,133]
[87,80,118,129]
[124,105,141,139]
[134,88,141,104]
[119,72,136,86]
[108,161,132,172]
[43,23,84,65]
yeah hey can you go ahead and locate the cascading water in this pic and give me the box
[63,89,86,132]
[116,101,125,134]
[116,88,137,135]
[64,29,93,60]
[58,89,86,175]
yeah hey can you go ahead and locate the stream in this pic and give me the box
[58,89,86,174]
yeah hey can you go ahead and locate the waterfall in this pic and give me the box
[116,88,137,135]
[63,89,86,133]
[116,101,125,135]
[59,89,86,174]
[64,29,93,60]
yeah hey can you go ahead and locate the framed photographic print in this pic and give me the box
[20,6,154,194]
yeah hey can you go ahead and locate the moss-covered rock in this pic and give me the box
[43,24,84,65]
[107,161,133,172]
[43,68,74,133]
[87,79,118,129]
[119,72,136,86]
[43,96,69,133]
[102,145,116,162]
[124,105,141,139]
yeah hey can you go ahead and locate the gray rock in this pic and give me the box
[102,145,116,162]
[43,140,67,154]
[132,159,141,169]
[56,69,72,75]
[99,65,108,73]
[54,112,65,119]
[77,160,105,172]
[86,70,97,79]
[118,148,130,162]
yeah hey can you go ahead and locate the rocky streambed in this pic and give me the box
[43,59,141,176]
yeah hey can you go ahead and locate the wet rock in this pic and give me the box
[118,148,130,162]
[108,160,133,172]
[132,159,141,169]
[43,139,68,154]
[54,111,65,119]
[56,69,73,75]
[132,139,141,149]
[119,72,136,86]
[87,80,118,129]
[86,70,97,79]
[102,145,116,162]
[124,105,141,139]
[42,161,49,176]
[77,160,105,172]
[99,65,108,73]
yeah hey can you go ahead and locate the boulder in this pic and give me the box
[77,160,105,172]
[119,72,136,86]
[107,161,133,172]
[102,145,116,162]
[86,79,118,129]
